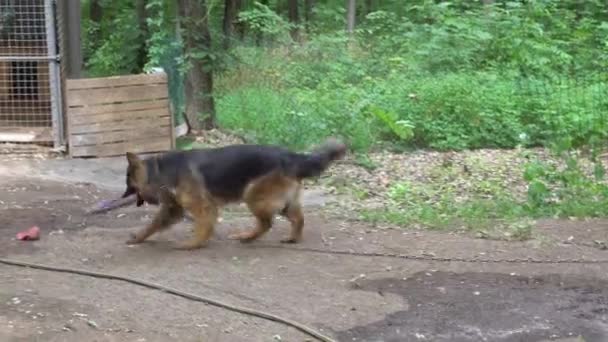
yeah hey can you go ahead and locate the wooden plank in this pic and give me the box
[70,138,171,157]
[68,117,171,134]
[69,114,171,129]
[66,73,167,90]
[67,99,169,117]
[66,73,174,158]
[70,126,171,147]
[67,84,168,107]
[69,108,169,126]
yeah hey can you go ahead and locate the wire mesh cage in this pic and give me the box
[0,0,61,146]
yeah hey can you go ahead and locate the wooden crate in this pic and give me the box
[66,73,174,157]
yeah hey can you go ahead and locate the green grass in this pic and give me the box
[216,54,608,153]
[354,149,608,240]
[360,200,534,241]
[358,176,534,240]
[216,84,380,152]
[175,136,209,150]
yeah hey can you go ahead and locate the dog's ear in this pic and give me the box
[126,152,142,167]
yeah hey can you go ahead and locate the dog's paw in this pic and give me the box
[125,233,142,245]
[280,237,299,244]
[227,232,243,240]
[173,241,205,250]
[228,231,256,243]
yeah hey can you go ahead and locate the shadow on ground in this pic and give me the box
[338,271,608,342]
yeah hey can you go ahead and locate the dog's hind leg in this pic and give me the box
[229,172,297,243]
[230,203,275,243]
[280,200,304,244]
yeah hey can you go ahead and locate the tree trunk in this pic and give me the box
[60,0,82,78]
[346,0,356,36]
[223,0,242,49]
[288,0,300,42]
[89,0,102,23]
[178,0,216,131]
[304,0,314,33]
[135,0,149,71]
[364,0,373,14]
[89,0,103,47]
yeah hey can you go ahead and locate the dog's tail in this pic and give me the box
[293,138,347,179]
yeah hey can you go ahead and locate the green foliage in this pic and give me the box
[83,1,608,152]
[175,136,208,150]
[144,0,186,126]
[364,143,608,237]
[214,1,608,152]
[368,106,414,142]
[362,176,531,240]
[237,2,292,44]
[144,0,180,72]
[84,3,144,77]
[218,50,607,151]
[523,142,608,218]
[358,1,608,75]
[216,85,378,151]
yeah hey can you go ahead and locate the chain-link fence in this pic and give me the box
[513,73,608,143]
[210,53,608,150]
[0,0,62,147]
[154,42,186,133]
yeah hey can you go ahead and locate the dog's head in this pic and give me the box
[122,152,149,207]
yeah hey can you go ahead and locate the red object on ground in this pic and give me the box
[16,226,40,241]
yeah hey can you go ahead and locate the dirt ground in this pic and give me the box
[1,155,608,342]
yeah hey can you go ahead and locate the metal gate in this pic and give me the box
[0,0,63,148]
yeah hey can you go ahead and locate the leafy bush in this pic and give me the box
[85,8,143,77]
[84,0,608,152]
[523,140,608,218]
[237,2,293,45]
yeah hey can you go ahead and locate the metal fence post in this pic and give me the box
[44,0,64,149]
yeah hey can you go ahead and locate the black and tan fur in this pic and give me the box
[121,138,346,250]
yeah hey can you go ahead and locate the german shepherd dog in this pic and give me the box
[121,138,346,250]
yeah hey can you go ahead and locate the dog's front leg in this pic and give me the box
[127,191,183,245]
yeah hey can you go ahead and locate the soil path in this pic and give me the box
[0,157,607,342]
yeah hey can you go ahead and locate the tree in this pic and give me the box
[135,0,149,71]
[288,0,300,41]
[346,0,356,36]
[177,0,216,131]
[89,0,103,48]
[89,0,103,26]
[304,0,314,33]
[364,0,373,14]
[223,0,242,49]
